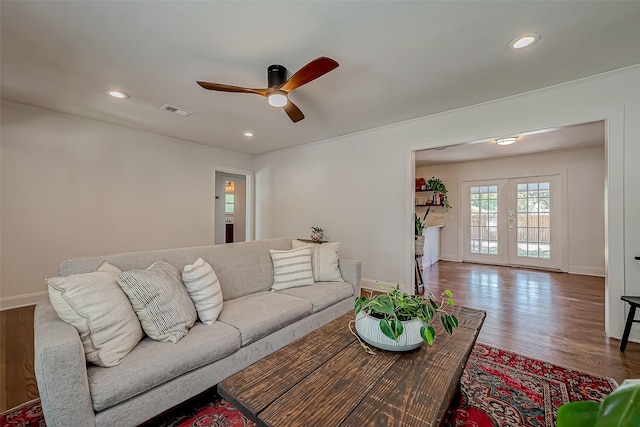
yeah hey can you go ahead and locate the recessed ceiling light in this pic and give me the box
[106,89,128,99]
[508,33,540,50]
[496,137,518,146]
[243,131,254,137]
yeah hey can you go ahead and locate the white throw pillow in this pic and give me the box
[96,260,122,276]
[47,271,143,367]
[182,258,223,325]
[292,240,344,282]
[270,246,314,290]
[116,260,197,343]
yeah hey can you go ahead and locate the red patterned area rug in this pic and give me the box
[1,343,617,427]
[444,343,617,427]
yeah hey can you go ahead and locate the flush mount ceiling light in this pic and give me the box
[508,33,540,50]
[496,137,518,146]
[106,89,129,99]
[243,131,254,137]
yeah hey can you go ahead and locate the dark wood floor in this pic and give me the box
[1,304,37,412]
[1,261,639,412]
[422,261,640,385]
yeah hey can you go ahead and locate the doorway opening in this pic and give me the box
[214,167,254,245]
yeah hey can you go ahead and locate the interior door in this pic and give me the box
[507,175,562,269]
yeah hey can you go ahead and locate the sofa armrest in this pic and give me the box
[338,259,362,296]
[35,303,96,427]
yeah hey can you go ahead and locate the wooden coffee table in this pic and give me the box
[219,306,485,427]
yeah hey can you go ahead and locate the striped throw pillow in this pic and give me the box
[116,260,196,343]
[182,258,224,325]
[270,246,314,291]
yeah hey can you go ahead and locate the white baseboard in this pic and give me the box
[568,265,605,277]
[0,291,48,311]
[441,253,462,262]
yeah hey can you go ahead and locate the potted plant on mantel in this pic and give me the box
[427,176,451,210]
[351,285,459,353]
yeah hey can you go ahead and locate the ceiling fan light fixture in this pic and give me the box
[496,137,518,146]
[508,33,540,50]
[267,92,288,108]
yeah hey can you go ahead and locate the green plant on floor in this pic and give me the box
[427,176,451,210]
[415,207,430,236]
[354,285,458,346]
[556,379,640,427]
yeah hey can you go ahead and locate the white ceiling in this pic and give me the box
[415,120,605,166]
[2,2,639,155]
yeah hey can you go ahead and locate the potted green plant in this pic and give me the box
[556,379,640,427]
[415,207,430,257]
[310,226,324,242]
[352,285,458,353]
[427,177,451,210]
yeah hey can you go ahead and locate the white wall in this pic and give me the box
[417,145,605,276]
[0,101,253,309]
[254,65,640,343]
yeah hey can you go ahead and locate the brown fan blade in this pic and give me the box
[197,81,269,97]
[279,57,339,93]
[283,100,305,123]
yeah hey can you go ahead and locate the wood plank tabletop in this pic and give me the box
[218,306,485,427]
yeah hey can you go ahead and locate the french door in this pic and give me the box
[462,175,562,270]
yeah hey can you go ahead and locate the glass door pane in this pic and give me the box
[508,175,561,270]
[463,180,508,264]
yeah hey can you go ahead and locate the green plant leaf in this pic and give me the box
[419,304,434,322]
[444,290,453,297]
[372,295,395,317]
[420,325,435,346]
[429,297,439,311]
[379,319,397,341]
[389,319,403,340]
[354,296,367,314]
[557,401,600,427]
[447,298,455,307]
[441,315,453,335]
[557,379,640,427]
[448,315,459,329]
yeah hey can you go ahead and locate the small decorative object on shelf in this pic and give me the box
[310,226,324,242]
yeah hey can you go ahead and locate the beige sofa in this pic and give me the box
[34,238,361,426]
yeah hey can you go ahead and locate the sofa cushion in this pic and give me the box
[217,291,312,346]
[87,321,241,411]
[58,238,293,301]
[277,281,355,313]
[270,246,314,290]
[182,258,224,325]
[292,240,344,282]
[116,261,197,343]
[46,271,143,368]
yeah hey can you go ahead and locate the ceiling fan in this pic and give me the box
[197,57,339,123]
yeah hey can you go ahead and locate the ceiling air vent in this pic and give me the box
[160,104,192,117]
